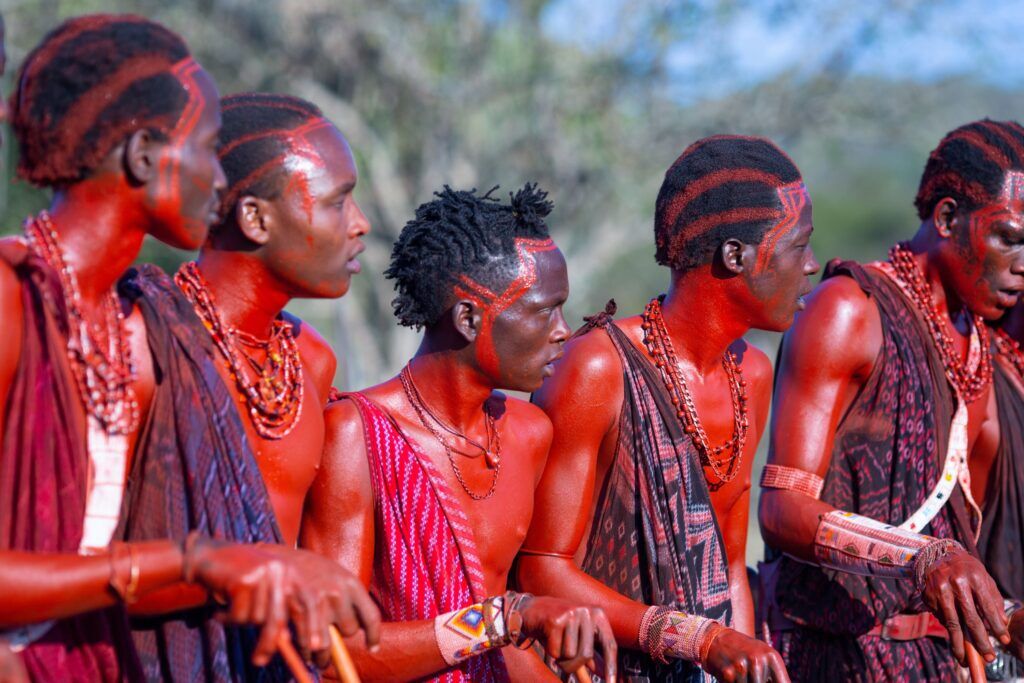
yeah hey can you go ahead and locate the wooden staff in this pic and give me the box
[329,624,362,683]
[575,666,593,683]
[276,633,314,683]
[965,642,986,683]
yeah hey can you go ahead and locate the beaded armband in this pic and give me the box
[814,510,962,588]
[760,464,824,499]
[434,593,534,666]
[639,606,722,664]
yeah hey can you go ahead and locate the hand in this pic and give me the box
[920,547,1009,665]
[0,640,27,683]
[517,596,617,683]
[186,540,382,666]
[702,629,790,683]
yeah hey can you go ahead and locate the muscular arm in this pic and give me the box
[300,399,446,682]
[758,275,880,559]
[518,331,648,648]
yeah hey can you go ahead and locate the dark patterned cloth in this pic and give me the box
[116,265,291,683]
[766,260,979,683]
[978,359,1024,601]
[573,309,732,683]
[0,240,143,682]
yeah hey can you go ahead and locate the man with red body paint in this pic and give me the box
[759,119,1024,682]
[174,92,369,549]
[519,135,811,683]
[302,185,618,682]
[0,15,378,682]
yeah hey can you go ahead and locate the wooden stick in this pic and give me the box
[965,642,986,683]
[329,624,362,683]
[276,633,313,683]
[575,666,593,683]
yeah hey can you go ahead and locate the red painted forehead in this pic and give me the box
[1001,170,1024,204]
[754,181,808,273]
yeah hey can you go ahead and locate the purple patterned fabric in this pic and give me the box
[572,309,732,683]
[766,260,978,683]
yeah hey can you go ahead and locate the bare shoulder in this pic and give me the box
[324,396,368,452]
[282,311,337,402]
[500,394,553,443]
[533,320,623,411]
[783,272,882,375]
[0,240,26,377]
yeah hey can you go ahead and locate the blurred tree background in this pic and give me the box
[3,0,1022,561]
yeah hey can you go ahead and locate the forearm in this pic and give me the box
[0,541,185,626]
[759,487,835,561]
[517,555,645,648]
[337,620,446,683]
[728,564,755,637]
[500,645,561,681]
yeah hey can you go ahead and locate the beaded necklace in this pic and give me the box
[887,243,992,403]
[25,212,139,434]
[174,261,303,439]
[641,295,748,488]
[399,364,501,500]
[994,328,1024,382]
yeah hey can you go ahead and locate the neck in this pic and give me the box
[407,339,494,430]
[904,226,970,328]
[660,271,751,375]
[46,180,148,306]
[195,250,291,339]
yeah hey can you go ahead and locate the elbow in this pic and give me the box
[515,555,568,595]
[757,490,787,549]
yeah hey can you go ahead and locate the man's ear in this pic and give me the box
[234,195,273,246]
[451,299,482,344]
[123,129,162,186]
[717,238,749,275]
[933,197,959,239]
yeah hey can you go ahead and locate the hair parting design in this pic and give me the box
[11,13,192,187]
[654,135,803,273]
[212,92,327,230]
[386,184,554,328]
[915,119,1024,220]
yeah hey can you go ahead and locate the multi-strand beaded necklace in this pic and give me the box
[175,261,304,440]
[25,212,139,434]
[888,243,992,403]
[641,295,749,489]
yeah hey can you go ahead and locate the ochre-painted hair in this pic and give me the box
[11,14,192,187]
[914,119,1024,220]
[654,135,803,273]
[213,92,325,228]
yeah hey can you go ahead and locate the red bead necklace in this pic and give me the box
[25,212,139,435]
[887,243,992,403]
[641,295,748,488]
[175,261,303,440]
[994,328,1024,382]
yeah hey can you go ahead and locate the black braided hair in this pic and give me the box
[386,183,553,328]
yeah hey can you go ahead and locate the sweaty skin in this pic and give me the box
[759,187,1024,666]
[0,64,379,666]
[521,195,818,683]
[194,121,370,546]
[302,248,618,682]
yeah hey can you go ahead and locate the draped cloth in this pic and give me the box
[978,359,1024,602]
[572,309,732,683]
[0,240,142,682]
[766,260,979,683]
[341,392,510,683]
[116,265,289,683]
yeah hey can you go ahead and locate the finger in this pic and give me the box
[226,581,253,625]
[250,577,270,626]
[975,577,1010,645]
[306,592,330,657]
[578,610,595,661]
[768,652,791,683]
[935,583,966,664]
[953,580,995,661]
[330,593,360,639]
[546,622,565,661]
[561,613,580,661]
[350,586,382,649]
[750,654,765,683]
[253,567,287,666]
[596,615,617,683]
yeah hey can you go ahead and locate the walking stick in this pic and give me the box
[276,633,314,683]
[965,642,986,683]
[574,666,593,683]
[328,624,362,683]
